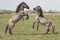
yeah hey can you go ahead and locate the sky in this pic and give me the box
[0,0,60,11]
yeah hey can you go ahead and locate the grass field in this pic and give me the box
[0,13,60,40]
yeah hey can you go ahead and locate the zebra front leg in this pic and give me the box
[37,22,39,31]
[32,21,36,29]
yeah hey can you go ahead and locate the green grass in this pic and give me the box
[0,13,60,40]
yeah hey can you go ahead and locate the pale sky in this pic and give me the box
[0,0,60,11]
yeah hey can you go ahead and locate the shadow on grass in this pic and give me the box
[12,32,59,35]
[54,32,59,34]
